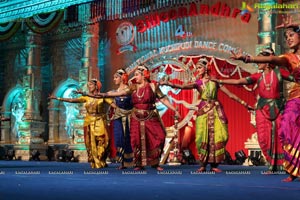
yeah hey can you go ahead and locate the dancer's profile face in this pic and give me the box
[87,81,96,92]
[134,71,143,83]
[196,64,206,75]
[113,74,122,85]
[285,29,300,49]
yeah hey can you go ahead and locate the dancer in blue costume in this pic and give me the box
[108,69,134,169]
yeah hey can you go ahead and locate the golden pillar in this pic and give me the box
[79,23,100,88]
[15,31,47,160]
[256,0,278,53]
[70,22,100,162]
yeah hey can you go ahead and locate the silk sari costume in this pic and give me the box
[127,82,166,167]
[195,79,228,167]
[278,53,300,177]
[111,88,134,167]
[245,67,294,171]
[78,96,113,168]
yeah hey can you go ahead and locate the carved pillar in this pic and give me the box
[14,31,47,160]
[69,23,100,162]
[79,23,100,87]
[256,0,278,53]
[0,111,11,144]
[48,105,60,144]
[22,32,41,120]
[47,40,66,145]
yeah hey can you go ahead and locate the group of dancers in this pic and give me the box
[49,15,300,182]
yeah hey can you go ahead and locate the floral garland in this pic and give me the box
[0,22,21,41]
[26,10,64,34]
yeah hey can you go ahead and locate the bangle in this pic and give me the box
[219,79,223,84]
[57,97,61,101]
[240,100,247,106]
[244,55,252,63]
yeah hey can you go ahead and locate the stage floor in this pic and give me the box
[0,161,299,200]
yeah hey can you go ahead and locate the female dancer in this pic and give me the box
[230,20,300,181]
[108,69,133,169]
[214,48,294,172]
[160,58,251,172]
[49,79,112,168]
[87,66,180,171]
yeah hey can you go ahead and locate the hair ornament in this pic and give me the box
[90,78,102,91]
[116,68,126,76]
[137,65,150,80]
[197,58,208,67]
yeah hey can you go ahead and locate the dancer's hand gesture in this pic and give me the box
[230,49,244,61]
[275,15,298,29]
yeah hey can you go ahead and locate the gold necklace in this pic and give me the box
[136,86,145,100]
[201,80,212,100]
[262,70,273,91]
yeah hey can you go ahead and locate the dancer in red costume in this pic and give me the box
[214,48,294,173]
[229,15,300,182]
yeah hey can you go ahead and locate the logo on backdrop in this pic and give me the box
[116,22,137,55]
[241,2,254,15]
[242,1,299,14]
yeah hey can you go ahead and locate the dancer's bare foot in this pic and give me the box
[155,166,164,171]
[133,166,145,171]
[117,166,127,170]
[196,167,206,172]
[282,175,296,182]
[211,168,222,173]
[151,165,163,171]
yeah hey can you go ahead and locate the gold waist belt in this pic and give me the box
[132,108,155,121]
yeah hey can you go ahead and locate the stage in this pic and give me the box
[0,161,299,200]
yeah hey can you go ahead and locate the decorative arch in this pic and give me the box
[48,78,84,144]
[1,84,24,114]
[25,10,64,34]
[51,78,79,107]
[0,22,21,41]
[1,84,25,144]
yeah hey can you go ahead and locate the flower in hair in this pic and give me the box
[137,65,148,71]
[197,58,208,66]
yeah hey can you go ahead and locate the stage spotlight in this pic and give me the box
[30,150,40,161]
[46,146,55,161]
[6,149,15,160]
[223,150,234,165]
[57,149,66,162]
[249,151,262,166]
[0,146,5,160]
[234,150,247,165]
[65,150,75,162]
[182,149,196,165]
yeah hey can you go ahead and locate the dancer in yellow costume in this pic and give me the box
[49,79,112,168]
